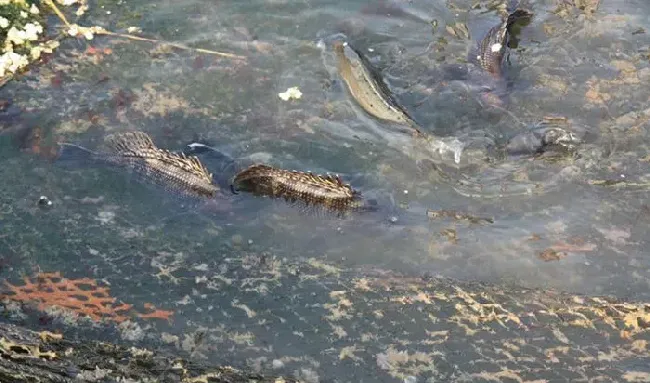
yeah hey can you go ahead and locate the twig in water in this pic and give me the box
[43,0,246,60]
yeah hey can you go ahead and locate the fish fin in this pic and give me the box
[55,142,104,168]
[505,9,533,30]
[103,131,157,156]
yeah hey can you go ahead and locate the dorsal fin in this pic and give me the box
[104,131,157,155]
[96,131,218,198]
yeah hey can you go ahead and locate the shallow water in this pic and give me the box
[2,0,650,381]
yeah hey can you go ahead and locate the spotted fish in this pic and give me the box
[473,8,533,79]
[231,163,377,217]
[333,40,422,136]
[57,131,219,200]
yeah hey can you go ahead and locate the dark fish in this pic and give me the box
[505,123,582,156]
[333,40,422,135]
[231,163,376,216]
[57,131,219,200]
[472,8,533,79]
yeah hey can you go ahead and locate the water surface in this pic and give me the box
[2,0,650,381]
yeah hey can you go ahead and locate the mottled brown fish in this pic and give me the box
[231,163,374,216]
[57,131,219,200]
[333,40,422,136]
[100,131,219,199]
[473,8,533,79]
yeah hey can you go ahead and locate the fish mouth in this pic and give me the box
[314,32,349,51]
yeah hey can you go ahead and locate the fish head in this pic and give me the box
[541,127,582,151]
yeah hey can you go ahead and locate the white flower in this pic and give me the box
[20,11,28,18]
[30,46,42,60]
[24,22,43,40]
[0,17,9,29]
[6,23,42,45]
[57,0,79,5]
[29,3,40,14]
[83,29,93,40]
[127,26,142,33]
[30,40,60,60]
[7,26,26,45]
[75,4,88,16]
[0,51,29,77]
[278,86,302,101]
[43,40,60,51]
[0,0,10,5]
[67,24,79,36]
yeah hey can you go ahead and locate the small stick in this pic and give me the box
[43,0,246,60]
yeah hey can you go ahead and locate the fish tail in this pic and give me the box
[56,142,98,164]
[505,8,533,30]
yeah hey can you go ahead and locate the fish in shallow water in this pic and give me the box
[57,131,219,200]
[505,119,582,156]
[231,163,378,217]
[185,143,417,221]
[333,40,422,136]
[472,8,533,79]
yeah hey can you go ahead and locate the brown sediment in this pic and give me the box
[232,164,365,214]
[101,131,219,199]
[426,209,494,224]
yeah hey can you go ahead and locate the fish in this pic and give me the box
[505,122,582,156]
[472,8,533,79]
[230,163,375,217]
[57,131,219,200]
[333,40,422,136]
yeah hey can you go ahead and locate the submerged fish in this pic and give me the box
[185,143,413,220]
[231,163,376,217]
[57,131,219,200]
[333,40,422,136]
[505,120,582,157]
[472,8,533,79]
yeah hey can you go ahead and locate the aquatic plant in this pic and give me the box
[0,0,59,79]
[2,271,173,324]
[0,0,244,86]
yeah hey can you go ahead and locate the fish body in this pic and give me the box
[333,40,421,135]
[505,122,582,157]
[473,9,533,79]
[231,163,376,217]
[57,131,219,200]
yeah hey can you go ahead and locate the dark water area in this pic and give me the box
[2,0,650,381]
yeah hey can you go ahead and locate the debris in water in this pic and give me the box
[538,248,566,262]
[278,86,302,101]
[37,196,52,208]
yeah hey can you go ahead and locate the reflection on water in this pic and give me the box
[2,0,650,380]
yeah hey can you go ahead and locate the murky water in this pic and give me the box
[2,0,650,381]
